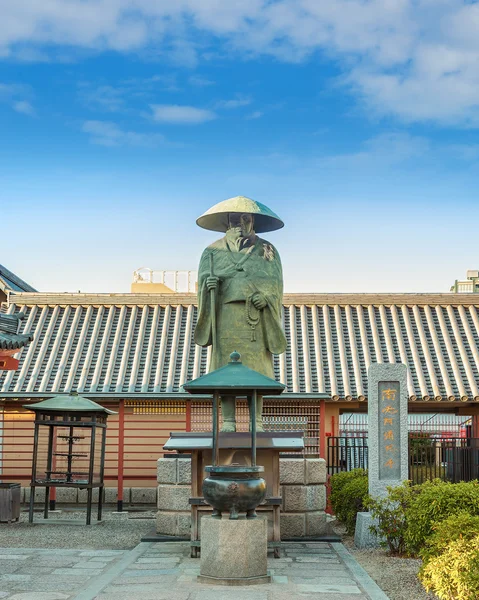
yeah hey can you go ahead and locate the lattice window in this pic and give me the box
[125,400,186,415]
[191,399,320,456]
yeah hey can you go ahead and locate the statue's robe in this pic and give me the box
[195,235,287,377]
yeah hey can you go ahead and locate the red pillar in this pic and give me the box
[117,399,125,512]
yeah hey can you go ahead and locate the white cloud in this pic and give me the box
[188,75,215,87]
[318,132,431,169]
[149,104,216,124]
[0,82,34,116]
[13,100,35,116]
[216,95,252,109]
[82,120,165,147]
[246,110,263,119]
[2,1,479,125]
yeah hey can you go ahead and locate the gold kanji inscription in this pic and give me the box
[381,388,397,401]
[382,406,398,415]
[385,459,394,468]
[383,417,393,426]
[384,430,394,440]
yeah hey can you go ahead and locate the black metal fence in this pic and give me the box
[327,436,479,484]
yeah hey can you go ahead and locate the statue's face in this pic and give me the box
[228,213,254,237]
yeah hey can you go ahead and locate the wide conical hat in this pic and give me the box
[196,196,284,233]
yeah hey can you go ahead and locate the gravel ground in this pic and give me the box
[0,508,156,550]
[332,522,438,600]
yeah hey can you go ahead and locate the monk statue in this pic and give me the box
[194,196,287,432]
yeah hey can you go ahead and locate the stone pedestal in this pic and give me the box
[354,512,382,549]
[198,516,271,585]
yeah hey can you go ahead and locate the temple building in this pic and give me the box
[1,274,479,497]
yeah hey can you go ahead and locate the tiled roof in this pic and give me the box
[0,265,37,293]
[0,312,34,350]
[2,292,479,402]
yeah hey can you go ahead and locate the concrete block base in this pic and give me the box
[354,512,382,549]
[197,574,271,586]
[200,516,269,585]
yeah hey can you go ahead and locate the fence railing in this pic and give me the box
[327,436,479,484]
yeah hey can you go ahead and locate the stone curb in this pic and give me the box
[332,542,390,600]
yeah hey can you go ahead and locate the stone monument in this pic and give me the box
[194,195,287,432]
[355,363,408,548]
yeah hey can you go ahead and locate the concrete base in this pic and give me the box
[200,516,269,585]
[354,512,382,549]
[197,574,271,586]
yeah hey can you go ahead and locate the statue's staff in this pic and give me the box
[209,252,218,352]
[209,251,220,465]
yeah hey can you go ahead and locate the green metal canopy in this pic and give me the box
[196,196,284,233]
[183,351,285,395]
[24,391,116,414]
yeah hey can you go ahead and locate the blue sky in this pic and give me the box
[1,1,479,294]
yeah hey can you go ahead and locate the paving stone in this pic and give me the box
[52,567,102,576]
[112,575,179,585]
[272,575,289,583]
[73,561,109,569]
[88,556,118,562]
[123,568,180,576]
[129,562,179,570]
[295,556,342,563]
[137,557,181,564]
[0,556,29,560]
[100,588,190,600]
[298,583,363,594]
[192,590,269,600]
[8,594,71,600]
[79,550,124,556]
[17,567,55,575]
[0,574,31,582]
[291,576,357,585]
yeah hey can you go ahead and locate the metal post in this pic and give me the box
[44,424,54,519]
[87,418,96,526]
[251,391,257,467]
[117,399,125,512]
[98,426,106,521]
[212,392,219,467]
[29,421,40,523]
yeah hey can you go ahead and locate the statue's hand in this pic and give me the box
[206,276,220,291]
[252,292,267,310]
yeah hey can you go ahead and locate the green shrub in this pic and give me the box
[367,481,413,555]
[404,479,479,555]
[420,534,479,600]
[329,469,368,534]
[419,512,479,564]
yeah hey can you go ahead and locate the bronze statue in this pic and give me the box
[195,196,287,432]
